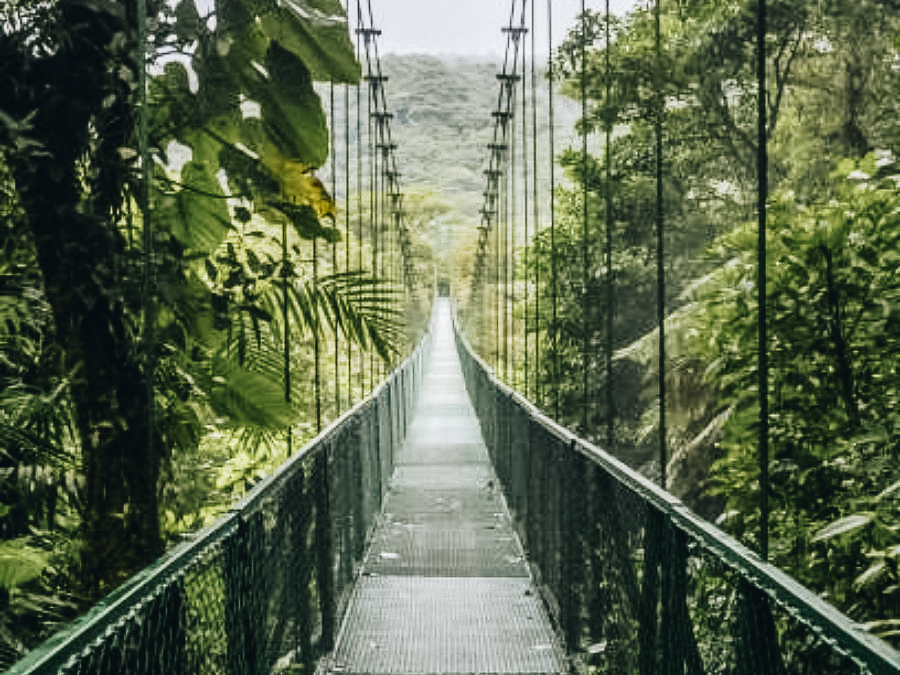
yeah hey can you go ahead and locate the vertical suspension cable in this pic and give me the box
[531,0,540,404]
[508,71,515,386]
[345,82,352,406]
[604,0,615,447]
[137,0,156,492]
[331,82,340,416]
[508,94,514,386]
[356,5,365,399]
[282,217,292,455]
[548,0,559,420]
[523,1,530,399]
[580,0,589,433]
[756,0,769,562]
[496,156,502,371]
[367,32,375,392]
[367,0,384,384]
[137,0,156,454]
[510,9,525,388]
[654,0,666,487]
[498,108,505,377]
[314,235,322,432]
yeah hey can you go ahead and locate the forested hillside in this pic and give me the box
[334,54,580,288]
[0,1,425,667]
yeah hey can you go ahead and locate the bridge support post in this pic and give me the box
[287,470,313,674]
[559,440,585,651]
[315,448,336,652]
[660,523,703,675]
[735,580,787,675]
[224,512,266,675]
[638,509,662,675]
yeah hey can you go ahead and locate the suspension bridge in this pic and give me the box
[8,0,900,673]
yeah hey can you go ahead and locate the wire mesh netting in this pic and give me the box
[9,336,430,675]
[455,319,900,675]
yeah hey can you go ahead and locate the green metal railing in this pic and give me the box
[454,314,900,675]
[9,333,431,675]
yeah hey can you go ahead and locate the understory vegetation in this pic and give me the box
[0,0,432,667]
[505,0,900,648]
[2,0,900,666]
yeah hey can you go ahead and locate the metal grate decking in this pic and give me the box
[329,301,564,675]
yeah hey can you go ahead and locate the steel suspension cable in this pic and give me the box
[531,0,540,404]
[282,217,292,455]
[345,82,352,406]
[756,0,770,562]
[362,4,375,392]
[137,0,157,492]
[510,1,528,390]
[654,0,666,487]
[604,0,615,447]
[314,234,322,433]
[497,156,503,371]
[505,73,512,382]
[356,2,365,398]
[331,82,340,416]
[523,2,530,399]
[580,0,589,433]
[469,0,525,370]
[548,0,559,419]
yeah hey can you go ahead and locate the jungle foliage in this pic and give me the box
[514,0,900,646]
[0,0,427,667]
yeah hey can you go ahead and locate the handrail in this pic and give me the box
[453,311,900,675]
[9,328,433,675]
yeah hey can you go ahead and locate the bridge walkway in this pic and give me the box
[328,299,564,675]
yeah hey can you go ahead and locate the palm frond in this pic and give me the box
[264,270,404,361]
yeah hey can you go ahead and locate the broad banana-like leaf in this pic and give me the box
[240,0,361,83]
[219,27,328,167]
[156,161,232,252]
[202,113,336,222]
[266,157,336,219]
[258,41,329,166]
[210,359,299,428]
[279,202,341,241]
[194,26,330,169]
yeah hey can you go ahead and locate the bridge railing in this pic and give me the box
[454,317,900,675]
[10,332,432,675]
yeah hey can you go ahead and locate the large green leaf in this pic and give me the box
[205,29,329,169]
[258,41,329,166]
[811,513,875,543]
[0,539,49,589]
[210,361,299,428]
[242,0,360,83]
[157,161,232,252]
[282,202,341,241]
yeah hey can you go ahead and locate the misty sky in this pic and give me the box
[352,0,642,57]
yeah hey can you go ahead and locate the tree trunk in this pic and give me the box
[3,0,162,599]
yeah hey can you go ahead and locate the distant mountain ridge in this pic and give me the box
[379,53,580,199]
